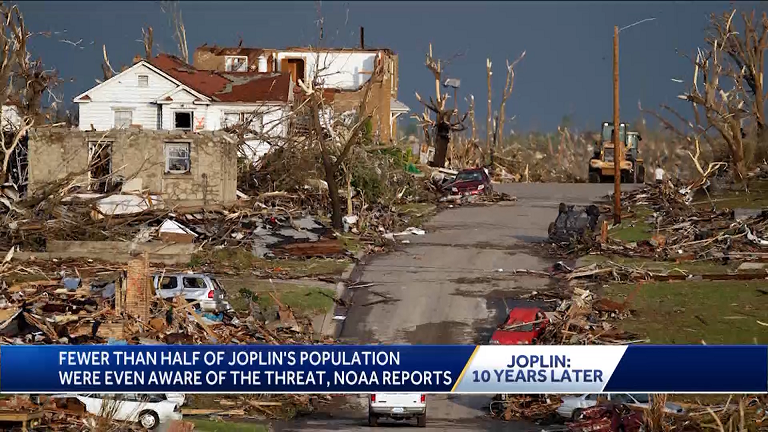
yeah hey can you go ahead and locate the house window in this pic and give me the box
[138,75,149,87]
[114,110,132,128]
[173,111,193,131]
[225,56,248,72]
[222,112,263,133]
[165,142,190,174]
[246,113,264,133]
[87,141,113,192]
[222,112,241,129]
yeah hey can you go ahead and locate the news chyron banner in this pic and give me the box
[0,345,766,394]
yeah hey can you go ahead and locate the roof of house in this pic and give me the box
[194,45,394,55]
[150,54,230,97]
[150,54,292,103]
[390,99,410,113]
[216,72,293,103]
[195,45,268,57]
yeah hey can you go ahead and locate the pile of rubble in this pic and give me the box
[489,394,562,422]
[0,254,338,429]
[523,283,641,346]
[0,263,328,346]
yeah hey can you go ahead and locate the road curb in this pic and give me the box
[318,250,366,339]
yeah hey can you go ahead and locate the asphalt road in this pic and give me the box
[275,183,640,432]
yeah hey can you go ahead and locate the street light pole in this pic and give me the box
[613,25,621,225]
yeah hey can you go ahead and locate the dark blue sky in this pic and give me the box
[18,1,767,133]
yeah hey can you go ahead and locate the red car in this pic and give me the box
[567,404,645,432]
[489,307,548,345]
[444,168,493,196]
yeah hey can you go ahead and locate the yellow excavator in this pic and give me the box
[588,122,645,183]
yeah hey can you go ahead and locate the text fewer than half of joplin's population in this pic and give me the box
[57,349,405,367]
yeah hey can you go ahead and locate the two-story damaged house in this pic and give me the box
[73,54,294,160]
[193,45,410,142]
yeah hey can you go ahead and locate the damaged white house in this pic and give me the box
[73,54,295,160]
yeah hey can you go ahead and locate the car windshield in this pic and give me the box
[455,171,483,182]
[503,319,534,332]
[630,394,650,403]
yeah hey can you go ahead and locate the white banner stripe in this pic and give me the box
[453,346,627,393]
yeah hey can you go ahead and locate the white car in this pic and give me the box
[368,393,427,427]
[152,273,232,313]
[557,393,685,420]
[50,393,182,430]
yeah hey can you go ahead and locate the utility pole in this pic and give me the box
[613,25,621,225]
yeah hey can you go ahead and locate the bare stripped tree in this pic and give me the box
[490,52,525,150]
[657,10,751,181]
[142,26,154,59]
[101,44,115,82]
[298,63,384,229]
[161,0,189,64]
[413,44,467,168]
[0,2,58,184]
[709,10,768,145]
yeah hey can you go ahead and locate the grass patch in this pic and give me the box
[610,206,654,243]
[337,234,363,253]
[602,280,768,344]
[189,419,268,432]
[190,248,349,277]
[393,202,437,229]
[222,280,336,316]
[256,285,336,315]
[579,254,742,275]
[691,179,768,209]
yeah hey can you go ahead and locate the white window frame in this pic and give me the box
[113,109,133,129]
[222,112,263,133]
[138,75,149,87]
[225,56,248,72]
[173,111,194,131]
[222,112,241,129]
[164,142,191,174]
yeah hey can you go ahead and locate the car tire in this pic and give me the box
[417,413,427,427]
[588,171,600,183]
[571,408,583,421]
[368,412,378,427]
[138,410,160,430]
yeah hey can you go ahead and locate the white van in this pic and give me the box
[368,393,427,427]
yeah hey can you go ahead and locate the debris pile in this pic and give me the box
[0,266,329,346]
[489,394,561,422]
[0,180,352,259]
[526,285,641,345]
[586,180,768,265]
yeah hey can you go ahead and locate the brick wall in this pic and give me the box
[28,128,238,206]
[125,255,150,322]
[332,54,398,142]
[193,48,274,73]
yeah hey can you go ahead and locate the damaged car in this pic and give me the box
[489,307,548,345]
[548,203,602,244]
[442,168,493,197]
[558,394,685,420]
[566,403,645,432]
[152,273,232,313]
